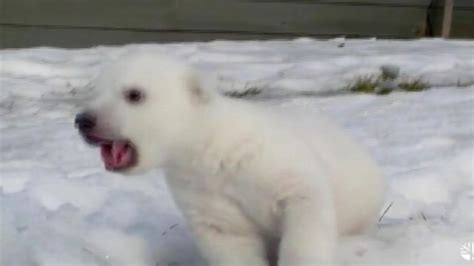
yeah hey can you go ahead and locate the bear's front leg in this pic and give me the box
[278,188,337,266]
[191,222,268,266]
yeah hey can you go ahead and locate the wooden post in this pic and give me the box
[441,0,454,37]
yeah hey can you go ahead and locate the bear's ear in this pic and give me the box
[188,75,213,105]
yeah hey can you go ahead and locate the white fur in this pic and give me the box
[86,53,385,266]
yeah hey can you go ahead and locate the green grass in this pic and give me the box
[349,74,429,95]
[399,79,429,92]
[349,76,380,93]
[224,67,430,98]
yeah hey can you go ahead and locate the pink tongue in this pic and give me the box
[100,141,133,170]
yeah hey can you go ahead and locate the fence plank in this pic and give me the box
[248,0,431,6]
[429,0,474,38]
[432,0,474,8]
[450,9,474,38]
[441,0,454,37]
[1,1,428,35]
[1,24,299,48]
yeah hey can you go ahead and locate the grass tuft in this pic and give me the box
[399,79,429,92]
[349,76,379,93]
[349,69,429,95]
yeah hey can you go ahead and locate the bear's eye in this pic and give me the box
[124,88,144,104]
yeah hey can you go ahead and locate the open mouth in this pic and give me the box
[83,134,138,171]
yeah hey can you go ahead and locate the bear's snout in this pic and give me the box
[75,112,96,134]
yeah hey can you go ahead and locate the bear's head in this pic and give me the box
[75,53,215,174]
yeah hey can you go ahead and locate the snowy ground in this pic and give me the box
[1,39,473,266]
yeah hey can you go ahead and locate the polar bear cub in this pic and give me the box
[75,53,385,266]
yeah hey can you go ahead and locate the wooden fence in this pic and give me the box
[0,0,473,48]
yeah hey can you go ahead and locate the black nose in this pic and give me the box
[75,112,96,133]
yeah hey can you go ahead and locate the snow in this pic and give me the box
[1,38,473,266]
